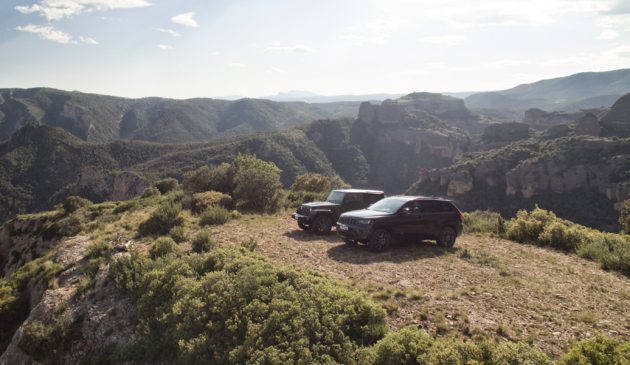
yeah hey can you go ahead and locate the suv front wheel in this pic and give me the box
[437,227,456,247]
[369,229,391,252]
[312,216,332,235]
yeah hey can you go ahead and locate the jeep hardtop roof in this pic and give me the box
[332,189,384,194]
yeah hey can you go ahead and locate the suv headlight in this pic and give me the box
[357,219,372,225]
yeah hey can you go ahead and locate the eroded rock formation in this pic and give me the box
[524,107,609,131]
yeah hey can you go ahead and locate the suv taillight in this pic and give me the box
[460,214,463,219]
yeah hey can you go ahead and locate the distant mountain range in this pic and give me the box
[260,93,408,103]
[465,68,630,111]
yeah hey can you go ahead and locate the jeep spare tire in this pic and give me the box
[312,215,332,235]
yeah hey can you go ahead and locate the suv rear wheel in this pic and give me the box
[312,216,332,235]
[437,227,456,247]
[369,229,391,252]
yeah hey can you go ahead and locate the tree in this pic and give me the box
[233,169,283,213]
[619,200,630,233]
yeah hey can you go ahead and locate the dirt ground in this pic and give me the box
[209,212,630,357]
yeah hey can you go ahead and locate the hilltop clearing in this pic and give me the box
[1,190,629,363]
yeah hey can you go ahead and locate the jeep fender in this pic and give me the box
[312,210,334,222]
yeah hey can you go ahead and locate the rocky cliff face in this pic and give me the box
[408,137,630,230]
[0,216,135,364]
[471,122,533,151]
[523,107,609,131]
[349,94,472,193]
[50,167,151,206]
[59,103,93,141]
[600,94,630,137]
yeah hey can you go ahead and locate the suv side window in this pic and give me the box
[439,202,456,212]
[345,193,363,205]
[420,201,440,213]
[402,201,421,213]
[365,194,383,205]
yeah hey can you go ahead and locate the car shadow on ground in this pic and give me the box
[326,237,457,265]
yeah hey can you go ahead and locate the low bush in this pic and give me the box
[192,191,234,213]
[149,237,180,259]
[290,173,351,193]
[112,200,140,215]
[191,230,215,253]
[233,169,284,213]
[462,210,501,234]
[63,196,92,214]
[57,211,89,237]
[88,202,116,217]
[182,163,236,195]
[559,335,630,364]
[138,202,182,236]
[17,319,67,362]
[284,190,328,209]
[141,187,161,199]
[109,246,388,364]
[199,205,231,226]
[155,178,179,194]
[169,226,188,243]
[86,240,111,259]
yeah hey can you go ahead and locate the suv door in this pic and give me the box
[419,201,441,237]
[396,201,423,237]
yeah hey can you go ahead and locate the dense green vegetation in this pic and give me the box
[463,207,630,276]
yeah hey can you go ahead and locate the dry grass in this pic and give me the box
[208,210,630,357]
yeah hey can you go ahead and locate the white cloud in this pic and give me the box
[428,0,614,28]
[264,44,315,53]
[597,29,619,39]
[158,44,172,49]
[340,34,388,45]
[171,12,199,27]
[483,59,531,68]
[230,63,246,67]
[543,45,630,68]
[366,16,407,29]
[15,0,151,21]
[266,68,284,73]
[153,28,181,37]
[16,24,75,43]
[209,52,218,55]
[418,35,464,45]
[79,36,97,44]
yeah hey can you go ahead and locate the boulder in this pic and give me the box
[573,113,601,137]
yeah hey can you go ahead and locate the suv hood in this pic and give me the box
[341,209,392,219]
[302,201,339,209]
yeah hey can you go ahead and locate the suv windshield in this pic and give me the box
[368,198,407,213]
[326,191,345,204]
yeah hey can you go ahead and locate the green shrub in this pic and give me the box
[619,200,630,233]
[492,341,552,364]
[149,237,180,259]
[290,173,350,193]
[155,178,179,194]
[191,230,215,253]
[229,210,242,220]
[88,202,116,217]
[507,206,556,244]
[63,196,92,214]
[199,205,231,226]
[57,212,88,237]
[559,335,630,365]
[86,240,111,259]
[462,210,501,234]
[192,191,234,213]
[233,169,284,213]
[138,203,182,236]
[141,187,161,199]
[17,319,66,362]
[169,226,188,243]
[109,246,387,364]
[112,200,139,215]
[370,326,433,365]
[284,190,329,209]
[165,189,184,204]
[182,163,236,195]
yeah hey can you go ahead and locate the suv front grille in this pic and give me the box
[338,217,358,225]
[298,206,311,215]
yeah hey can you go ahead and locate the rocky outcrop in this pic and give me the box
[381,129,469,159]
[471,122,532,152]
[51,167,151,206]
[414,139,630,209]
[60,103,93,140]
[524,107,609,131]
[600,94,630,137]
[573,113,601,137]
[358,92,472,125]
[0,231,136,365]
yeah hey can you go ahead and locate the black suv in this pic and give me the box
[336,196,463,252]
[292,189,385,235]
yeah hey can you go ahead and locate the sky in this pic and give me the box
[1,0,629,99]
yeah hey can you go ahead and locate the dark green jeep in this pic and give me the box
[291,189,385,235]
